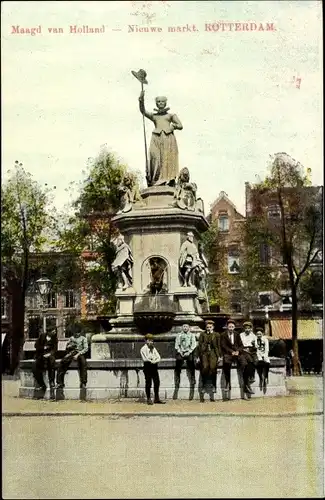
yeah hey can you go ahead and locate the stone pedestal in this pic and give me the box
[90,185,210,357]
[19,358,287,400]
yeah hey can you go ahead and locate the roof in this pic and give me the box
[270,319,323,340]
[209,191,245,218]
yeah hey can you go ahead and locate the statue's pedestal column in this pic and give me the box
[91,334,111,360]
[116,289,136,316]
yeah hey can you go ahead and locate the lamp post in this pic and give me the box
[264,305,270,336]
[35,276,53,334]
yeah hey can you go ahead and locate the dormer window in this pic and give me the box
[218,214,229,232]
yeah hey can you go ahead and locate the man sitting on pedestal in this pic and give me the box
[140,334,166,405]
[173,324,197,399]
[239,321,258,396]
[56,325,88,390]
[33,328,58,397]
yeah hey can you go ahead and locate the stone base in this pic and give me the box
[19,358,287,401]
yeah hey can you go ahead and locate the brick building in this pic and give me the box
[208,191,246,314]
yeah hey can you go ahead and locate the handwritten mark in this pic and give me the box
[292,75,302,89]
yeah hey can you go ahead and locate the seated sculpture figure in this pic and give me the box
[149,257,168,294]
[112,234,134,290]
[116,172,141,214]
[174,167,197,211]
[174,167,204,213]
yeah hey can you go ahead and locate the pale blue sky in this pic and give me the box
[2,1,323,216]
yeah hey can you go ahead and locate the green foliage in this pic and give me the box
[1,162,56,283]
[243,153,323,311]
[56,147,140,315]
[201,221,230,310]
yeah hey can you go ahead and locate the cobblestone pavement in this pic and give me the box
[2,414,324,498]
[2,377,323,498]
[2,376,323,416]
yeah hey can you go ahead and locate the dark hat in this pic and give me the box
[205,320,214,326]
[145,333,154,340]
[131,69,148,85]
[243,321,253,328]
[226,319,236,326]
[256,327,264,333]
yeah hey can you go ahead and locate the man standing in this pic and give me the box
[173,324,197,399]
[197,320,220,402]
[140,334,166,405]
[239,321,257,396]
[255,327,270,391]
[33,328,58,397]
[56,325,88,390]
[219,319,244,396]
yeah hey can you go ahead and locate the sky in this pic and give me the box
[2,0,323,217]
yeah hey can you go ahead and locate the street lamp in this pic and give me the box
[264,305,270,336]
[35,276,53,334]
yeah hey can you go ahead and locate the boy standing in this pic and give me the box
[140,334,166,405]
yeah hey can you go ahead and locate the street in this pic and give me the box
[2,413,323,499]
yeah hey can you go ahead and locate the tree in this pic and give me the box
[57,146,141,316]
[1,161,56,372]
[201,221,230,311]
[243,153,323,375]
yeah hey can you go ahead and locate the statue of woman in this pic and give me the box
[139,90,183,187]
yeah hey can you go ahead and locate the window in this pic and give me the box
[228,255,240,274]
[218,215,229,232]
[1,296,7,319]
[260,244,271,265]
[65,316,78,337]
[64,290,75,308]
[267,204,281,219]
[28,317,42,338]
[27,294,38,309]
[47,292,57,308]
[45,317,57,333]
[259,292,272,307]
[231,289,242,313]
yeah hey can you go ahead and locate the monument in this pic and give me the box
[19,69,287,400]
[91,68,209,361]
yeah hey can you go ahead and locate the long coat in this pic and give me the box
[198,331,220,376]
[34,333,58,359]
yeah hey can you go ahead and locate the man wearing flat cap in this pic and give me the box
[140,334,166,405]
[197,320,220,402]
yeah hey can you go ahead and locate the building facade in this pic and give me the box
[208,191,246,315]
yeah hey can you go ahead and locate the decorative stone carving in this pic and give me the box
[191,242,209,302]
[117,173,142,214]
[148,257,168,294]
[179,232,209,294]
[174,167,204,213]
[111,234,133,290]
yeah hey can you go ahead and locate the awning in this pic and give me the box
[270,319,323,340]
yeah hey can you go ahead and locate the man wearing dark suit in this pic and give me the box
[32,328,58,394]
[197,320,220,402]
[220,319,255,398]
